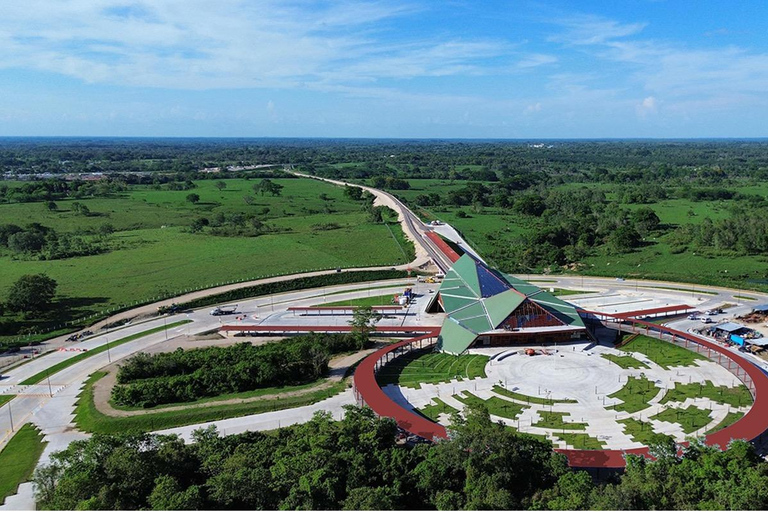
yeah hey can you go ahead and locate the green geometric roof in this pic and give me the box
[436,254,585,354]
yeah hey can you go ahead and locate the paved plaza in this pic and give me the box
[385,342,752,450]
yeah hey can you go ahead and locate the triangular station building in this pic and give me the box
[427,254,588,354]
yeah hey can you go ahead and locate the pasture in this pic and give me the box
[0,177,412,342]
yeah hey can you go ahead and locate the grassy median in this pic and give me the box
[0,424,47,505]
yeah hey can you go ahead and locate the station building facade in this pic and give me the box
[427,254,588,354]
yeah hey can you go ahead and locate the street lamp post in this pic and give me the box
[106,336,111,363]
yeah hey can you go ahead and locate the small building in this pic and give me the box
[752,304,768,314]
[712,322,749,337]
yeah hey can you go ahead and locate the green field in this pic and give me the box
[554,432,606,450]
[601,353,651,370]
[418,398,459,422]
[375,349,488,388]
[608,376,660,413]
[0,395,14,408]
[660,381,753,408]
[533,411,587,431]
[74,371,349,434]
[19,320,191,385]
[453,392,526,421]
[320,294,398,308]
[706,411,745,434]
[492,385,577,405]
[618,418,668,445]
[387,179,768,293]
[0,424,47,505]
[0,177,414,342]
[621,335,707,369]
[652,406,713,434]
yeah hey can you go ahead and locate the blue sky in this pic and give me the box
[1,0,767,138]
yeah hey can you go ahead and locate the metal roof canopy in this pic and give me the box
[753,304,768,312]
[713,322,747,333]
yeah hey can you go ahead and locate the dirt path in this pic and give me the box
[92,346,377,418]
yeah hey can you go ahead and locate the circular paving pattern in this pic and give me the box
[486,351,625,402]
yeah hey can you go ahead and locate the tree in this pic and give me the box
[633,207,661,236]
[7,274,58,313]
[215,180,227,192]
[186,193,200,204]
[98,223,115,237]
[46,201,58,211]
[253,179,283,197]
[349,306,382,349]
[7,231,46,253]
[343,185,363,201]
[608,225,641,253]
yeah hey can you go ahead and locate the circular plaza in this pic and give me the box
[375,335,756,452]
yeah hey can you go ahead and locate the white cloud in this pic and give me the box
[0,1,516,92]
[636,96,658,117]
[549,14,647,46]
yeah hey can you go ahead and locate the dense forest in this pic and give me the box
[34,404,768,510]
[3,137,768,181]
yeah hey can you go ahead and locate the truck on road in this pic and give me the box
[210,304,238,316]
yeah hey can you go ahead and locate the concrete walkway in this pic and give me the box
[386,343,749,450]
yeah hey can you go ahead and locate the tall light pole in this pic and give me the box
[163,315,168,340]
[46,367,53,397]
[106,336,111,363]
[7,401,13,431]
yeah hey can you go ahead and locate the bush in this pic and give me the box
[112,333,359,408]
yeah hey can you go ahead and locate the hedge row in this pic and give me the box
[176,269,409,310]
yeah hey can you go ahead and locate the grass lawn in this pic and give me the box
[622,335,707,369]
[418,398,459,422]
[320,294,397,308]
[492,385,577,405]
[20,320,191,385]
[706,411,745,434]
[552,289,597,296]
[608,376,660,413]
[554,432,606,450]
[0,424,47,505]
[453,392,526,421]
[533,411,587,431]
[660,381,753,408]
[619,417,668,446]
[375,349,488,389]
[0,395,14,408]
[74,372,349,434]
[601,353,650,370]
[652,406,713,434]
[0,177,413,342]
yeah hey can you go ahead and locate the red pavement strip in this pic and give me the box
[223,312,768,468]
[350,314,768,468]
[425,231,461,263]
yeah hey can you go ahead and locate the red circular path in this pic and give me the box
[352,316,768,468]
